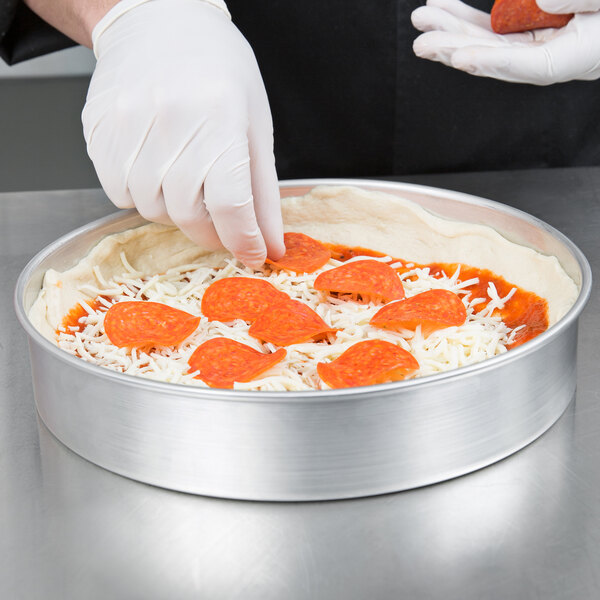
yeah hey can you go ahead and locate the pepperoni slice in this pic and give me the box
[201,277,288,322]
[314,260,405,302]
[104,301,200,348]
[266,232,331,274]
[370,289,467,336]
[491,0,572,34]
[248,297,337,346]
[317,340,419,389]
[188,338,287,388]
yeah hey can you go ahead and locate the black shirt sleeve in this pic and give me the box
[0,0,77,65]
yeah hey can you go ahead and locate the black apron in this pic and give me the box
[228,0,600,178]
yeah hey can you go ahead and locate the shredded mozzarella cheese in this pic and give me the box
[57,252,521,391]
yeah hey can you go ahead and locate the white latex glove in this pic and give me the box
[82,0,284,268]
[411,0,600,84]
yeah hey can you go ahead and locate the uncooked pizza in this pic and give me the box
[29,186,578,390]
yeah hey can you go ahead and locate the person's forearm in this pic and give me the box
[23,0,121,47]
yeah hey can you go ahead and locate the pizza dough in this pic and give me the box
[29,185,579,344]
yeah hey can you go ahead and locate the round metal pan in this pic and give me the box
[14,179,592,501]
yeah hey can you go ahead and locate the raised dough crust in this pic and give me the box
[29,185,579,341]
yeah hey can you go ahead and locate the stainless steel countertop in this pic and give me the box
[2,168,599,600]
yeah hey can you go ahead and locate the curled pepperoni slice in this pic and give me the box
[491,0,572,34]
[104,301,200,348]
[249,297,337,346]
[370,289,467,336]
[201,277,288,323]
[188,338,287,389]
[314,260,405,302]
[266,232,331,274]
[317,340,419,389]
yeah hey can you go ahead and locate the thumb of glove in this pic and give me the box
[536,0,600,13]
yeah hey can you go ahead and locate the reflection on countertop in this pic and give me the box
[30,400,580,600]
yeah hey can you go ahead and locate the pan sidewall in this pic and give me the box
[29,322,577,501]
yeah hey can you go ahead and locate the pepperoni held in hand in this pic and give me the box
[491,0,572,34]
[249,297,337,346]
[266,232,331,274]
[317,339,419,389]
[314,259,405,302]
[188,338,286,388]
[104,301,200,348]
[201,277,288,323]
[370,289,467,337]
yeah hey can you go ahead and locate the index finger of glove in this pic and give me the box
[204,138,268,269]
[412,5,499,39]
[247,79,285,261]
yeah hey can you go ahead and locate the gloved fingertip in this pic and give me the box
[234,238,269,270]
[266,238,286,262]
[410,8,429,32]
[239,254,268,270]
[412,37,434,59]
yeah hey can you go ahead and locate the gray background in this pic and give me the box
[0,46,99,192]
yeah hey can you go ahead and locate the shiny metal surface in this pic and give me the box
[13,179,591,501]
[2,169,600,599]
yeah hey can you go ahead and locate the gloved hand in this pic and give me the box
[82,0,284,268]
[411,0,600,85]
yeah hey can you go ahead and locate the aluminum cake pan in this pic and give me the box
[14,179,592,501]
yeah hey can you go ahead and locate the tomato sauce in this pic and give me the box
[58,297,107,335]
[326,244,548,349]
[59,244,549,352]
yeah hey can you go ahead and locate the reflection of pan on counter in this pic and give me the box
[15,179,592,501]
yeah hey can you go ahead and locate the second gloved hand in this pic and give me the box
[411,0,600,85]
[83,0,284,268]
